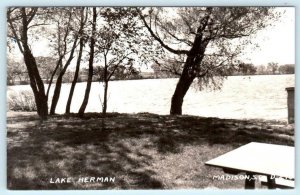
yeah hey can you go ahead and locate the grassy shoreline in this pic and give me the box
[7,111,294,189]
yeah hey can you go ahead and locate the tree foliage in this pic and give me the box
[267,62,279,74]
[35,56,57,82]
[139,7,279,114]
[94,7,158,114]
[7,7,49,119]
[237,63,257,75]
[7,58,27,85]
[7,7,285,118]
[278,64,294,74]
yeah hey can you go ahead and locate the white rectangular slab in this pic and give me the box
[205,142,295,179]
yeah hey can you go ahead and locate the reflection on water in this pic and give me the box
[8,75,294,121]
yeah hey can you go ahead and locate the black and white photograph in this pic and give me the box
[6,6,295,190]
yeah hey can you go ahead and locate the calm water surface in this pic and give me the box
[8,75,294,121]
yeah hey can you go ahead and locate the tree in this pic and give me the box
[62,69,75,83]
[237,63,257,75]
[126,66,141,80]
[7,8,49,119]
[256,64,267,75]
[78,7,97,117]
[139,7,278,115]
[7,58,27,85]
[267,62,279,74]
[94,8,147,115]
[65,7,88,114]
[151,55,184,78]
[49,8,83,115]
[46,7,74,99]
[278,64,294,74]
[35,56,57,83]
[94,64,140,81]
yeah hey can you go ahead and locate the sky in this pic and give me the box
[8,7,295,69]
[240,7,295,65]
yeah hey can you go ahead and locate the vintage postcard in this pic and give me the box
[6,6,295,190]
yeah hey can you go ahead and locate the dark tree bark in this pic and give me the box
[65,41,84,114]
[17,8,48,119]
[50,37,78,115]
[101,54,109,115]
[66,8,86,114]
[46,58,63,98]
[46,17,70,98]
[170,69,195,115]
[170,31,209,114]
[78,7,97,117]
[102,80,108,115]
[23,47,49,119]
[49,9,80,115]
[140,9,211,115]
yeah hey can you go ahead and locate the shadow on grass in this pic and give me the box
[7,112,294,189]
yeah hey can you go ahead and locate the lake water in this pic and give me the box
[8,75,294,121]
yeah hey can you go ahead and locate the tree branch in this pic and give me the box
[28,23,51,29]
[107,52,133,80]
[139,11,189,55]
[27,8,38,24]
[157,19,193,46]
[7,9,24,53]
[179,14,196,35]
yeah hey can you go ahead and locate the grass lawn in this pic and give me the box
[7,112,294,190]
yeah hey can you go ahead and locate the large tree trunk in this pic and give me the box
[20,8,48,119]
[23,48,48,119]
[140,10,211,116]
[78,7,96,117]
[170,65,195,115]
[170,34,208,115]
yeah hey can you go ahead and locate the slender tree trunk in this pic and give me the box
[65,41,84,114]
[50,39,78,115]
[102,55,109,115]
[78,7,96,117]
[102,80,108,115]
[46,58,63,98]
[49,69,66,115]
[48,10,75,111]
[46,18,67,98]
[66,8,86,114]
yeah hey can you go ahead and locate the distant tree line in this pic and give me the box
[256,63,294,75]
[232,62,294,76]
[7,60,142,85]
[150,62,294,78]
[7,59,295,86]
